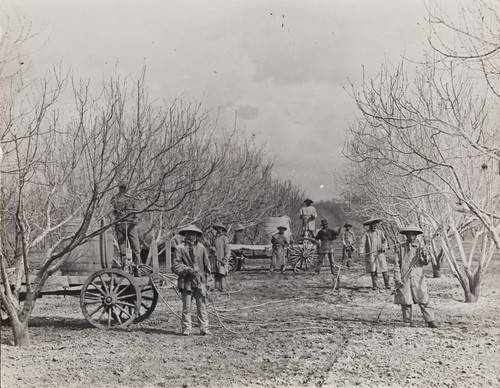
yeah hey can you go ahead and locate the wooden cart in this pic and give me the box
[1,239,163,330]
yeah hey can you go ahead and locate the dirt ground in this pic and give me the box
[1,257,500,388]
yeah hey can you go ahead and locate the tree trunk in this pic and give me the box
[463,271,481,303]
[10,318,30,346]
[432,264,442,278]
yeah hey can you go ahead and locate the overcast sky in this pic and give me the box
[2,0,460,201]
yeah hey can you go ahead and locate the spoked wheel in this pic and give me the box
[134,282,159,323]
[80,269,141,329]
[288,239,318,273]
[228,252,242,273]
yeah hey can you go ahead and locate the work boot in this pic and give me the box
[382,272,391,290]
[371,272,379,290]
[427,321,438,329]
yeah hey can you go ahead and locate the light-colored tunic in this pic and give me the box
[271,232,289,267]
[211,235,230,276]
[300,205,317,232]
[360,229,388,273]
[394,241,430,305]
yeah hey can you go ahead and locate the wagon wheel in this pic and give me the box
[80,268,141,329]
[288,239,318,273]
[228,251,241,273]
[134,282,159,323]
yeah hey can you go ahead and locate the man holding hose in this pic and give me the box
[394,225,438,329]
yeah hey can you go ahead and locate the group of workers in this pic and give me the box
[112,185,437,336]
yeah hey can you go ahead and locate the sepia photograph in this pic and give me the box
[1,0,499,387]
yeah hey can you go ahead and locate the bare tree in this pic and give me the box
[342,49,499,301]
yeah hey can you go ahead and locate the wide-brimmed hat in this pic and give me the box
[320,219,328,226]
[399,225,423,235]
[178,224,203,237]
[277,225,287,231]
[344,222,352,228]
[304,198,314,204]
[212,222,227,232]
[363,217,382,226]
[234,223,245,231]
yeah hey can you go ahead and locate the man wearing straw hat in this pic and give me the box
[210,222,231,291]
[394,225,438,328]
[341,222,356,267]
[172,224,212,336]
[359,217,391,290]
[270,225,290,274]
[299,199,317,238]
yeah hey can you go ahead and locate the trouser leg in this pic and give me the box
[315,254,325,273]
[401,304,412,323]
[115,225,127,266]
[214,273,221,290]
[418,303,435,323]
[127,225,141,265]
[371,271,379,289]
[328,253,335,275]
[193,288,209,333]
[382,272,391,289]
[181,290,193,333]
[220,275,226,291]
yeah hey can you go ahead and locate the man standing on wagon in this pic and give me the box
[359,217,391,290]
[172,225,212,336]
[300,198,317,239]
[111,182,141,270]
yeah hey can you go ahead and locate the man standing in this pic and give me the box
[270,225,290,274]
[172,224,212,336]
[314,219,340,276]
[394,225,438,328]
[210,222,230,291]
[359,217,391,290]
[232,223,246,244]
[341,223,356,267]
[300,199,317,238]
[111,182,141,269]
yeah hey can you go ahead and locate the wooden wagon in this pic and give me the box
[1,235,164,330]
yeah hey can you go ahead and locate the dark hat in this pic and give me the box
[320,219,328,226]
[212,222,227,232]
[234,223,245,231]
[178,224,203,237]
[304,198,314,204]
[277,225,287,231]
[363,217,382,226]
[344,222,352,228]
[118,181,128,188]
[399,225,423,235]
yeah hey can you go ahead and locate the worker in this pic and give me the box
[359,217,391,290]
[172,224,212,336]
[341,222,356,267]
[270,225,290,274]
[314,219,340,277]
[232,223,246,244]
[394,225,438,328]
[210,222,231,291]
[299,199,317,238]
[111,182,141,272]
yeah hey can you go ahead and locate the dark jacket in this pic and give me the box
[172,240,211,292]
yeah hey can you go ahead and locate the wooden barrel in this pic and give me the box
[259,216,291,244]
[60,220,114,275]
